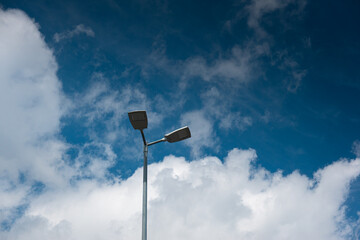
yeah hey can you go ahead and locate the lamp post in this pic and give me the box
[128,110,191,240]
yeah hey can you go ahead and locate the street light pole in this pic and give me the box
[139,129,148,240]
[142,142,148,240]
[140,131,166,240]
[128,111,191,240]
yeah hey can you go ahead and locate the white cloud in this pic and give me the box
[0,8,69,186]
[0,8,73,229]
[53,24,95,43]
[0,9,114,228]
[1,149,359,240]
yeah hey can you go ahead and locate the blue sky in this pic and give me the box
[0,0,360,239]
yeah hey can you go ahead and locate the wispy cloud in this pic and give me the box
[180,110,218,157]
[179,87,253,156]
[222,0,309,92]
[353,140,360,158]
[271,49,308,92]
[53,24,95,43]
[142,42,267,88]
[201,87,253,131]
[67,74,164,144]
[246,0,307,37]
[182,46,255,83]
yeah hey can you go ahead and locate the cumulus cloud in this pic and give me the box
[0,8,68,186]
[0,8,112,228]
[53,24,95,43]
[0,8,70,229]
[1,149,359,240]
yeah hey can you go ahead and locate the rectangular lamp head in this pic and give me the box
[128,110,148,130]
[165,126,191,143]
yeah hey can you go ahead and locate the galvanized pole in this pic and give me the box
[140,129,148,240]
[142,144,148,240]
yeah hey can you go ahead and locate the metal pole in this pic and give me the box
[139,130,165,240]
[142,143,148,240]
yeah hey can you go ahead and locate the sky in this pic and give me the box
[0,0,360,239]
